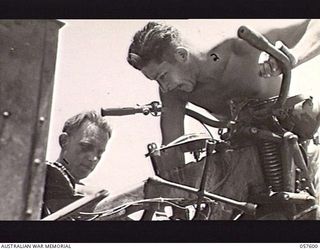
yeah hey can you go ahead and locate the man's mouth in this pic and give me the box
[80,164,93,173]
[177,83,194,92]
[164,82,194,93]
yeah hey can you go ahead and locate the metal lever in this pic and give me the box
[148,176,257,216]
[237,26,292,111]
[101,101,161,116]
[193,140,216,220]
[42,189,109,221]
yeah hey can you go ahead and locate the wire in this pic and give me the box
[79,197,186,217]
[201,122,215,140]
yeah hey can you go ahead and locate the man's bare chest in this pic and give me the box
[188,82,233,118]
[187,75,281,119]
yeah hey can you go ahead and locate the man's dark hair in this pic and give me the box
[127,21,182,70]
[62,110,112,139]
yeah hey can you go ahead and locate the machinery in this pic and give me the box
[90,26,319,220]
[3,21,317,221]
[0,20,63,220]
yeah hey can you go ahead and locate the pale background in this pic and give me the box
[46,19,320,194]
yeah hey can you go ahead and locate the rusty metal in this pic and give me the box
[252,191,315,205]
[238,26,292,109]
[93,26,319,220]
[289,135,315,196]
[193,140,216,220]
[147,143,162,176]
[259,140,283,192]
[42,189,109,221]
[0,20,64,220]
[101,102,229,128]
[148,176,257,216]
[281,132,295,193]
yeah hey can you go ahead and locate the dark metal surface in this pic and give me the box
[0,20,63,220]
[148,176,257,216]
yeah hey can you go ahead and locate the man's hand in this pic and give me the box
[258,41,297,78]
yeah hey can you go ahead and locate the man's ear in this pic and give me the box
[174,47,189,63]
[59,132,69,148]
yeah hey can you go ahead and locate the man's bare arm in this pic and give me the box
[290,19,320,67]
[259,20,320,77]
[160,90,188,145]
[158,90,188,179]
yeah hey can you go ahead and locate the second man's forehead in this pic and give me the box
[84,125,107,138]
[79,130,108,151]
[77,122,107,140]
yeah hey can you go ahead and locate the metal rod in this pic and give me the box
[237,26,292,109]
[101,102,229,128]
[281,132,295,192]
[41,189,109,221]
[148,176,257,216]
[193,141,216,219]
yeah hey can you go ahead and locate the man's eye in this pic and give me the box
[158,73,167,81]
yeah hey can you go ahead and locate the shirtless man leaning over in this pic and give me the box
[127,20,320,219]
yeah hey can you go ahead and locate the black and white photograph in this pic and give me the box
[1,18,320,242]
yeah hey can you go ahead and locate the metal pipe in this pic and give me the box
[41,189,109,221]
[243,127,283,142]
[193,141,216,219]
[101,102,229,128]
[237,26,292,109]
[148,176,257,216]
[281,132,296,192]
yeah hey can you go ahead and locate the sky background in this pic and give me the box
[46,19,320,194]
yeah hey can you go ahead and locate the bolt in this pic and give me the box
[9,47,15,55]
[39,116,45,123]
[251,127,258,134]
[295,180,300,185]
[283,194,290,200]
[25,208,32,215]
[301,178,306,182]
[33,158,41,165]
[296,189,301,193]
[2,111,10,118]
[296,168,302,174]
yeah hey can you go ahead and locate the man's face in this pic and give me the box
[141,58,197,93]
[61,121,109,181]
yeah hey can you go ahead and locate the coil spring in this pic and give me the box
[259,140,283,192]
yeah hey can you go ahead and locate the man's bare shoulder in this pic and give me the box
[206,37,251,57]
